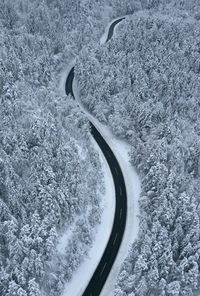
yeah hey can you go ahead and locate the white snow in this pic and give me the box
[92,122,141,296]
[59,15,141,296]
[56,218,78,255]
[58,58,76,96]
[75,142,87,160]
[61,135,115,296]
[73,80,141,296]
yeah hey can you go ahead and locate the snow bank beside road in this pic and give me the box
[61,133,115,296]
[58,59,76,96]
[93,120,141,296]
[61,15,141,296]
[73,79,141,296]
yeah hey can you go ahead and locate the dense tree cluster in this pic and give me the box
[2,0,200,295]
[0,0,115,295]
[1,0,148,294]
[76,2,200,295]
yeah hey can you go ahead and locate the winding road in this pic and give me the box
[65,18,126,296]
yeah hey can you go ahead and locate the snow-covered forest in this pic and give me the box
[76,1,200,295]
[0,1,113,295]
[1,1,146,295]
[1,0,200,295]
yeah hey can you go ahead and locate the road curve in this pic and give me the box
[65,18,126,296]
[105,17,125,42]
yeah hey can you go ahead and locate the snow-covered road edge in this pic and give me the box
[76,14,141,294]
[73,79,141,295]
[100,15,128,44]
[58,58,76,97]
[61,124,115,296]
[60,14,141,295]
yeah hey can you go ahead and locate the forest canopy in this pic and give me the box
[76,2,200,295]
[0,1,110,295]
[1,0,200,295]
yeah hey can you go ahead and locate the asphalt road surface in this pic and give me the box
[65,18,126,296]
[106,18,125,42]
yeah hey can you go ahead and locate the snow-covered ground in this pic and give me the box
[61,133,115,296]
[57,218,79,255]
[73,79,141,296]
[58,58,76,97]
[59,15,141,296]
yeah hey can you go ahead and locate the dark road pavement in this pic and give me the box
[106,18,125,42]
[65,17,126,296]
